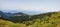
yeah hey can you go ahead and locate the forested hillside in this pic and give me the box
[0,11,60,27]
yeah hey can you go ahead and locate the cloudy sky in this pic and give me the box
[0,0,60,15]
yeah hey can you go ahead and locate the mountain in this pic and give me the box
[0,11,9,19]
[0,11,60,23]
[0,11,60,27]
[0,11,29,22]
[9,12,29,22]
[12,12,29,16]
[5,13,13,16]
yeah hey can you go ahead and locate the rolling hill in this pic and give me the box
[0,11,60,27]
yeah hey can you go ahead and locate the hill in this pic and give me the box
[0,11,60,27]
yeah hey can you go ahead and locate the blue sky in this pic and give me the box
[0,0,60,15]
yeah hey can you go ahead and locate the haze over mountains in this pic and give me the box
[0,0,60,15]
[0,9,60,15]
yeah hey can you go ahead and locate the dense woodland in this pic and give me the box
[0,11,60,27]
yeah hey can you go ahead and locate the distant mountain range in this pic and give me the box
[0,11,60,23]
[0,11,29,20]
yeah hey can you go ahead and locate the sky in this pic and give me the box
[0,0,60,15]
